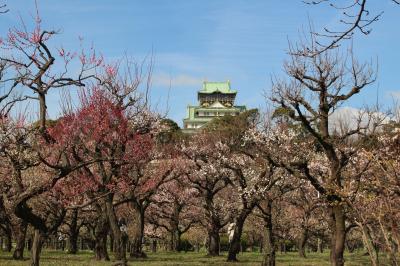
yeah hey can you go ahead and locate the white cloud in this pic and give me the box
[152,73,203,88]
[389,91,400,100]
[329,106,389,134]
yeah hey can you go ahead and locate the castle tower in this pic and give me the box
[182,81,246,133]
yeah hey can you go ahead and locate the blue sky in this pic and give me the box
[1,1,399,125]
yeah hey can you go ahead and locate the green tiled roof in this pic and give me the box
[199,81,237,94]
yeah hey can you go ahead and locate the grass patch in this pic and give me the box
[0,249,387,265]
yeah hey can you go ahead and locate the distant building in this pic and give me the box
[182,81,246,133]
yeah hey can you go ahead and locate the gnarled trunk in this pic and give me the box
[329,204,346,266]
[175,230,181,251]
[68,209,79,254]
[169,230,178,251]
[94,214,110,261]
[129,203,147,258]
[104,197,127,265]
[205,191,222,257]
[94,235,109,261]
[109,233,114,253]
[31,229,43,266]
[169,224,181,252]
[12,220,27,260]
[317,237,323,253]
[358,222,379,266]
[3,229,12,252]
[227,217,245,262]
[379,218,398,266]
[262,201,275,266]
[68,233,78,255]
[298,227,308,258]
[38,93,47,134]
[207,226,220,256]
[151,239,157,253]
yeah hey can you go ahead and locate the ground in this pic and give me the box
[0,250,387,265]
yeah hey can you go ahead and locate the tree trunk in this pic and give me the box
[68,209,79,254]
[12,220,27,260]
[169,227,181,252]
[298,227,308,258]
[169,231,174,251]
[358,222,379,266]
[317,237,323,253]
[3,229,12,252]
[68,233,78,255]
[80,238,84,250]
[94,215,110,261]
[38,93,47,133]
[262,202,275,266]
[94,232,109,261]
[379,218,398,266]
[151,239,157,253]
[207,227,220,256]
[30,229,43,266]
[329,204,346,266]
[227,217,246,262]
[104,197,127,265]
[129,202,147,258]
[174,230,181,251]
[109,233,114,253]
[169,230,176,251]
